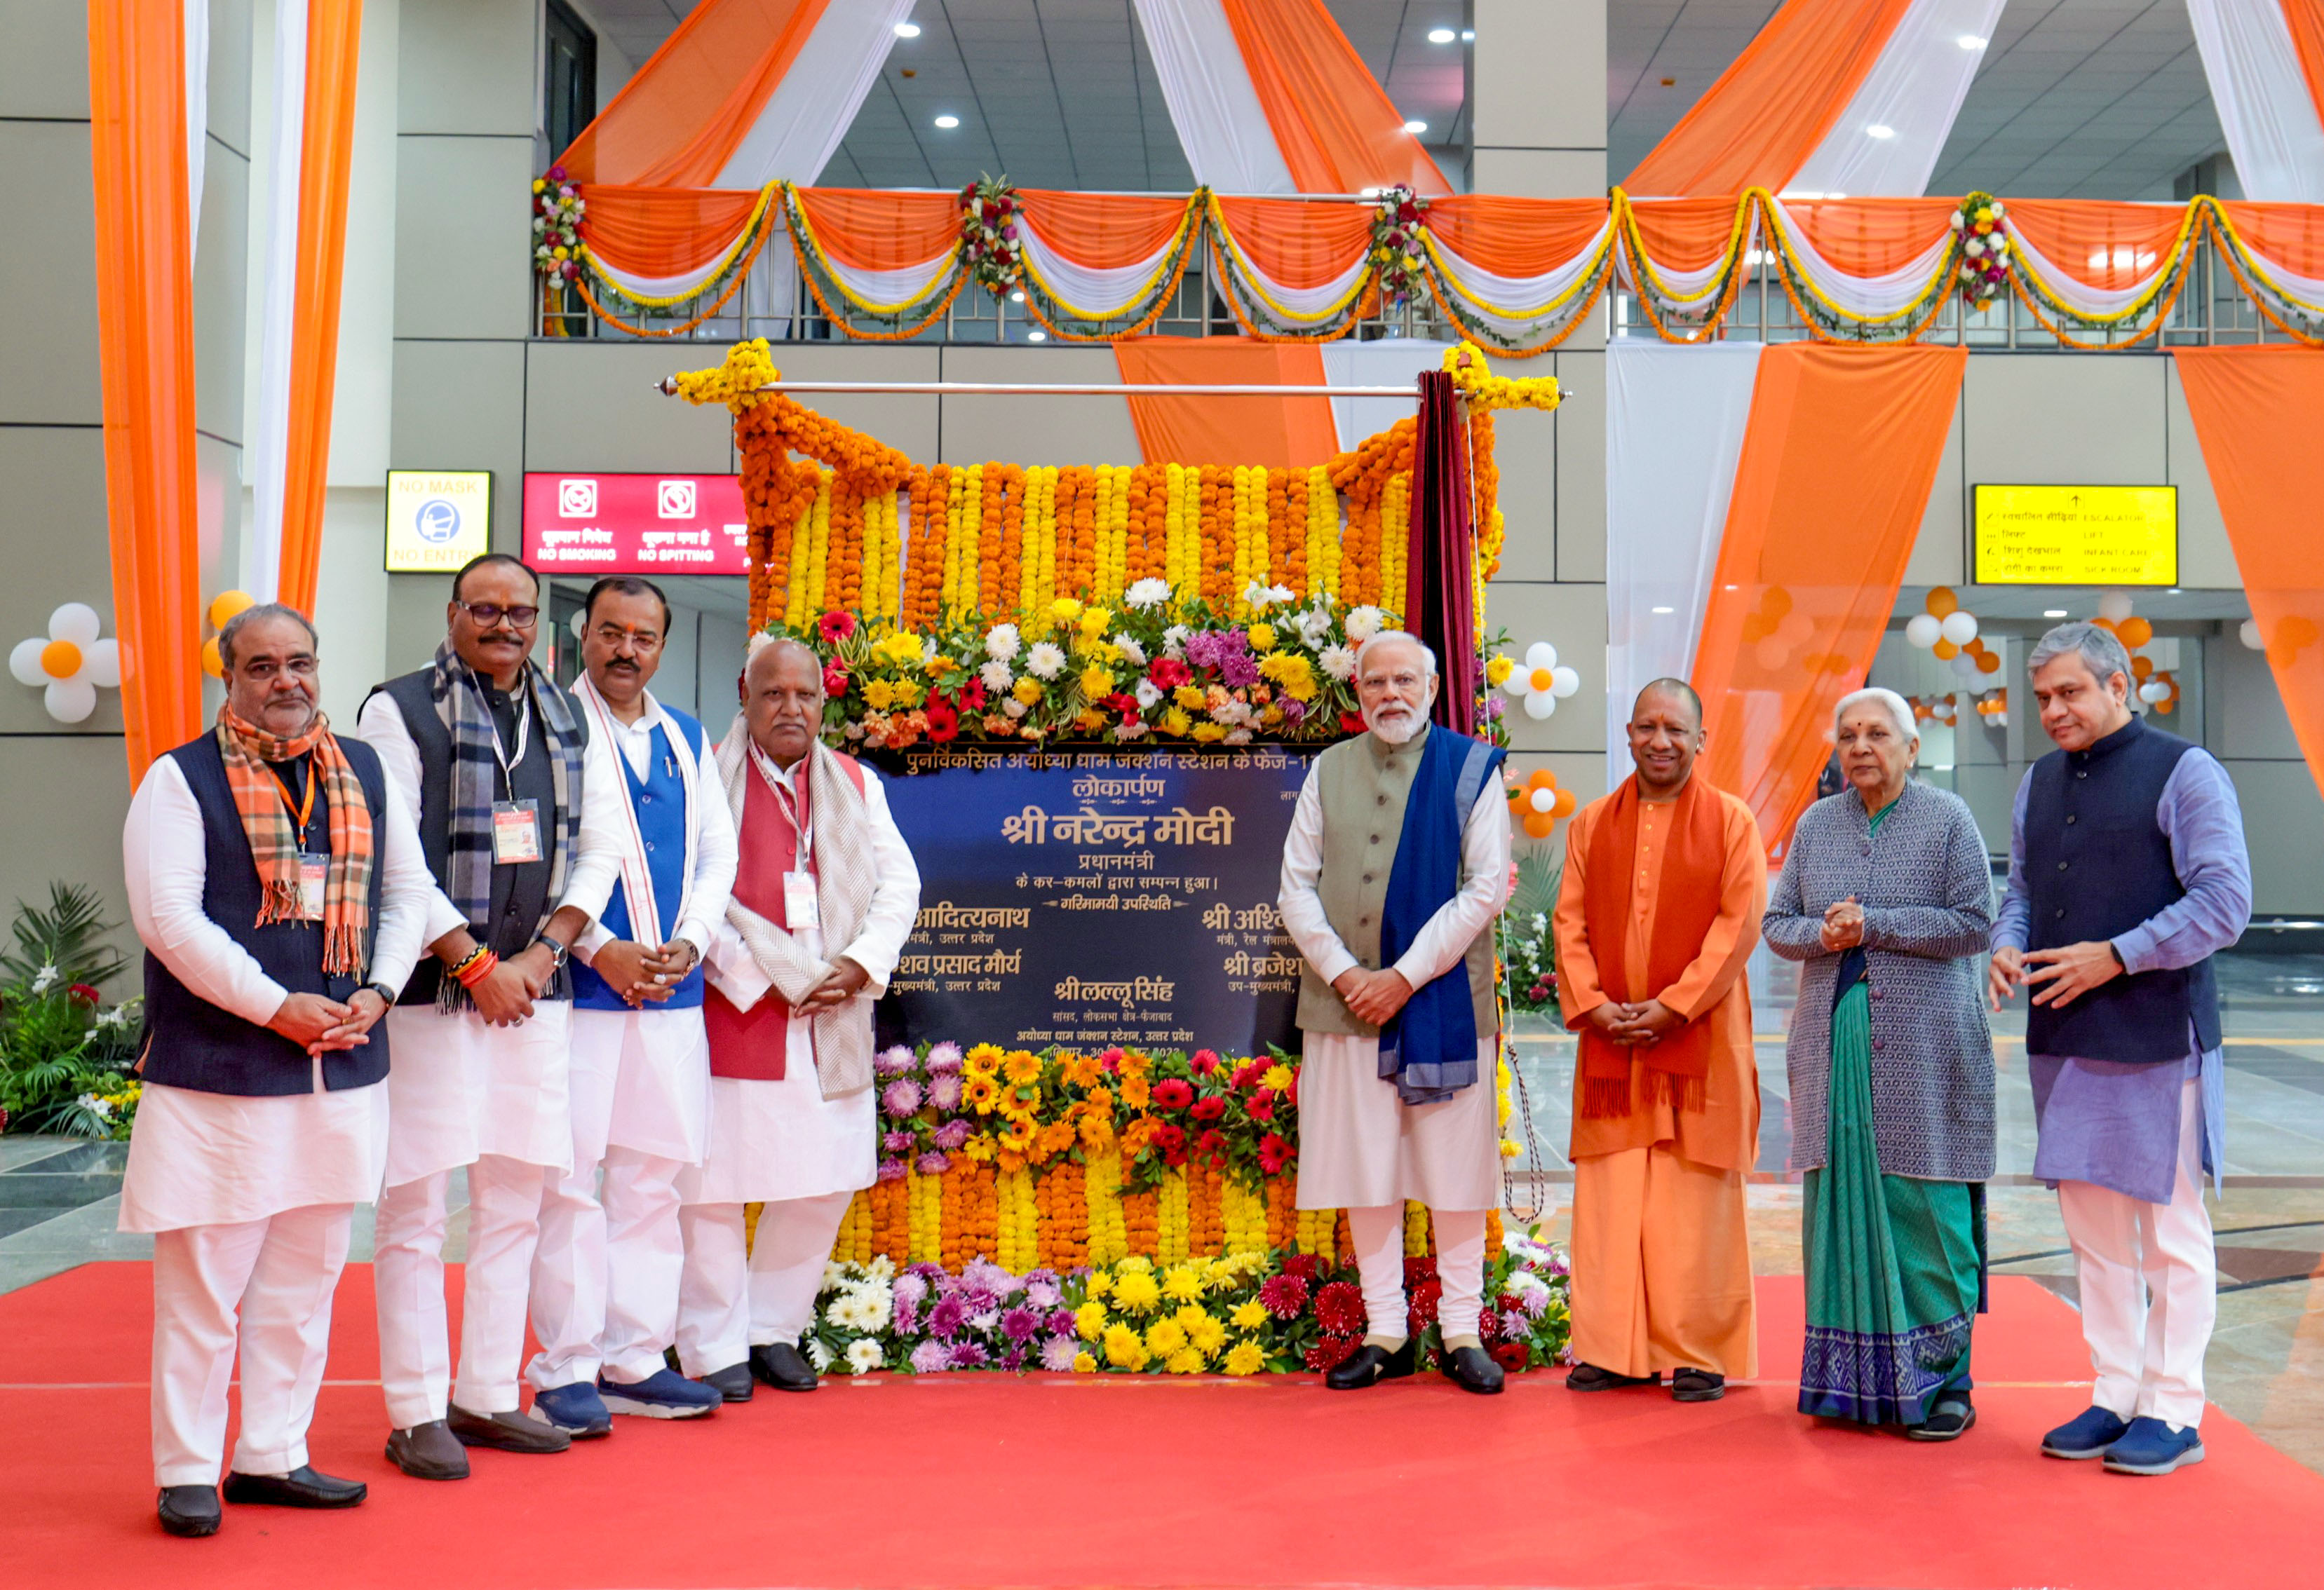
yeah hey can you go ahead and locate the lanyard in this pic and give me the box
[471,677,532,796]
[752,745,811,860]
[269,759,316,834]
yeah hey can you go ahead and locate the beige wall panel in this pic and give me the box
[1961,354,2165,494]
[2163,360,2241,590]
[207,0,255,154]
[1468,149,1610,205]
[0,428,116,736]
[1486,580,1607,757]
[0,0,88,120]
[935,346,1140,466]
[2220,760,2324,916]
[0,122,100,426]
[1475,351,1560,583]
[384,574,455,679]
[1505,749,1612,813]
[313,486,391,725]
[393,136,536,341]
[1904,396,1966,588]
[197,433,245,628]
[194,147,250,447]
[525,342,740,473]
[391,339,526,533]
[1472,0,1604,154]
[397,0,537,137]
[0,736,135,952]
[1555,349,1605,583]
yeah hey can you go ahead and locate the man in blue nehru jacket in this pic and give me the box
[1991,621,2251,1476]
[120,605,463,1537]
[527,578,737,1429]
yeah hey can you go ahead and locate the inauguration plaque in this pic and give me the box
[876,746,1314,1055]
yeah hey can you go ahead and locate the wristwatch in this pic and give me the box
[534,931,571,972]
[364,981,399,1006]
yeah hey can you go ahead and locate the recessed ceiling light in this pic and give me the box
[1009,290,1025,304]
[1867,124,1896,139]
[895,20,921,38]
[1403,120,1428,135]
[933,114,959,129]
[1026,330,1046,342]
[1427,27,1456,43]
[1651,606,1675,615]
[1957,34,1987,48]
[2043,609,2068,618]
[2167,587,2181,594]
[1461,29,1473,40]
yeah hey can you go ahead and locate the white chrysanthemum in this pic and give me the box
[822,1260,849,1291]
[1344,606,1386,644]
[1319,644,1356,681]
[984,623,1022,662]
[1001,697,1029,719]
[865,1255,896,1281]
[1116,718,1149,740]
[1112,634,1147,666]
[980,660,1014,693]
[1026,641,1066,681]
[1243,580,1295,612]
[806,1338,835,1372]
[1161,625,1191,659]
[842,1283,893,1332]
[1133,679,1163,710]
[846,1339,884,1374]
[1125,578,1171,611]
[1224,728,1253,745]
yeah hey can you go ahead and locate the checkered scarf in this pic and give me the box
[429,639,586,937]
[215,705,374,976]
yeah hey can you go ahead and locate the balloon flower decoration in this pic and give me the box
[1508,767,1577,841]
[1903,587,1999,679]
[201,590,258,679]
[2088,590,2177,714]
[2242,612,2318,666]
[10,603,121,723]
[1500,641,1580,719]
[1975,689,2010,729]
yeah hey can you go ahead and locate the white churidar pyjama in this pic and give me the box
[150,1203,352,1487]
[2057,1076,2217,1429]
[1343,1202,1488,1346]
[374,1153,552,1425]
[673,1192,851,1376]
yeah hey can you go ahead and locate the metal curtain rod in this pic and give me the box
[654,378,1579,400]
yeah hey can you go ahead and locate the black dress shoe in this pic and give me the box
[750,1342,818,1392]
[1671,1367,1727,1403]
[1441,1344,1507,1395]
[385,1419,471,1480]
[157,1485,221,1537]
[222,1465,367,1509]
[703,1362,755,1403]
[1324,1339,1416,1390]
[447,1404,572,1453]
[1566,1361,1661,1392]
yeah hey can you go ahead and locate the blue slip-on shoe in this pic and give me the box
[597,1368,721,1420]
[531,1381,612,1439]
[2102,1415,2205,1475]
[2041,1405,2130,1460]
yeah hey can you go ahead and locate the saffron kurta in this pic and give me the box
[1554,776,1766,1379]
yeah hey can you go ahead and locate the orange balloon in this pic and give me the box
[2130,655,2153,679]
[1522,812,1556,840]
[2090,616,2116,633]
[1933,639,1959,660]
[1975,651,2000,674]
[2154,694,2175,714]
[1762,586,1792,620]
[1527,768,1558,791]
[200,637,224,679]
[2117,617,2152,648]
[1925,587,1958,618]
[1740,613,1770,644]
[1551,787,1577,818]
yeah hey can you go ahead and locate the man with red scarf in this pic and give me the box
[1553,679,1766,1403]
[121,605,463,1537]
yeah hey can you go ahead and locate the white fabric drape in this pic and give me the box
[1766,200,1957,317]
[1426,222,1614,337]
[1214,229,1372,316]
[710,0,915,188]
[1316,339,1453,454]
[810,247,958,314]
[185,0,209,265]
[2187,0,2324,204]
[1604,341,1764,768]
[1787,0,2010,198]
[1019,218,1188,318]
[1131,0,1297,194]
[245,0,310,602]
[2010,219,2177,315]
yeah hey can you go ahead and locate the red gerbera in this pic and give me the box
[67,983,102,1008]
[1279,1252,1324,1284]
[1229,1061,1266,1091]
[1193,1128,1227,1162]
[1148,656,1190,689]
[1304,1333,1359,1374]
[1245,1091,1276,1123]
[958,677,988,712]
[822,662,849,698]
[1151,1078,1194,1110]
[1492,1342,1530,1374]
[1257,1132,1292,1174]
[1313,1279,1367,1336]
[924,699,959,743]
[1189,1094,1225,1123]
[1257,1272,1310,1319]
[1099,1047,1126,1073]
[817,611,857,642]
[1187,1048,1220,1076]
[1154,1124,1187,1162]
[1339,710,1367,734]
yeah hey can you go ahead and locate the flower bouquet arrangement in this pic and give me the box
[1498,843,1565,1015]
[959,175,1025,298]
[1952,193,2010,309]
[532,166,585,288]
[1369,186,1429,308]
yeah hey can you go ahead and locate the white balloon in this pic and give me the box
[1528,787,1555,813]
[2097,590,2133,623]
[1499,662,1529,697]
[1523,641,1558,673]
[82,638,120,688]
[1939,609,1979,646]
[2138,681,2168,704]
[1522,692,1557,720]
[44,678,96,723]
[8,637,46,687]
[1548,665,1580,698]
[571,609,588,639]
[1950,653,1980,678]
[1994,712,2009,727]
[48,602,101,646]
[1904,613,1942,648]
[2240,618,2264,651]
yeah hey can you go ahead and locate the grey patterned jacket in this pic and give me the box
[1766,780,1997,1182]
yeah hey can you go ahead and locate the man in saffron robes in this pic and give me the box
[680,637,921,1396]
[1554,679,1766,1401]
[1279,631,1512,1395]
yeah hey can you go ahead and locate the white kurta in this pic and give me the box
[683,756,919,1207]
[1277,750,1511,1213]
[119,752,461,1234]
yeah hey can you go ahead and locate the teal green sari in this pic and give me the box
[1798,796,1986,1425]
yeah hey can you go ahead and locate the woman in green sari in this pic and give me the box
[1765,687,1997,1441]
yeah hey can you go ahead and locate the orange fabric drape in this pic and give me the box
[1112,337,1336,469]
[1623,196,1754,275]
[791,187,961,269]
[276,0,365,616]
[1211,196,1374,288]
[86,0,205,782]
[1623,0,1914,197]
[1777,198,1961,276]
[1017,191,1192,268]
[2004,200,2189,292]
[1214,0,1450,197]
[1691,344,1967,855]
[579,185,768,279]
[555,0,829,188]
[2218,200,2324,276]
[2288,0,2324,121]
[1424,196,1613,275]
[2172,347,2324,801]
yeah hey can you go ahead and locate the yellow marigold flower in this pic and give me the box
[863,680,896,710]
[1191,723,1228,743]
[1500,1138,1524,1158]
[873,633,924,667]
[1112,1269,1162,1314]
[1158,707,1191,736]
[1086,1271,1114,1300]
[1144,1318,1189,1357]
[1247,623,1276,652]
[1072,1351,1098,1374]
[1075,707,1109,732]
[1165,1347,1205,1375]
[1049,597,1083,624]
[1012,677,1043,705]
[1075,1300,1109,1340]
[1118,1255,1154,1273]
[1163,1267,1205,1304]
[1486,655,1515,686]
[1224,1340,1267,1376]
[963,1074,1001,1113]
[1103,1322,1148,1370]
[1173,1303,1210,1332]
[890,679,925,709]
[1187,1314,1228,1357]
[1079,607,1112,635]
[1001,1049,1043,1085]
[1079,665,1116,698]
[1231,1300,1269,1331]
[1260,1062,1294,1093]
[1173,685,1206,712]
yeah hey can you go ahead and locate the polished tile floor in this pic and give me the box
[4,951,2320,1469]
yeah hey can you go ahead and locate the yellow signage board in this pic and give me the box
[1972,484,2177,586]
[385,470,493,573]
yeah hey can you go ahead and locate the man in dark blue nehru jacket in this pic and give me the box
[1991,620,2251,1478]
[119,605,461,1537]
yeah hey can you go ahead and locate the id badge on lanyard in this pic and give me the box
[784,871,821,930]
[297,854,330,921]
[492,799,544,864]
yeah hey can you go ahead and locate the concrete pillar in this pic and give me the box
[1468,0,1607,200]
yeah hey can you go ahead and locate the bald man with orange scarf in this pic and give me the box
[1553,680,1766,1403]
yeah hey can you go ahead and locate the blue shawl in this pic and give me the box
[1377,726,1505,1105]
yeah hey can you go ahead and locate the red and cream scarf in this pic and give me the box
[215,705,374,976]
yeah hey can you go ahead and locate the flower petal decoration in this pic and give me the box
[11,602,121,724]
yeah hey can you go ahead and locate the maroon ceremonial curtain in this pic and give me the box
[1407,369,1478,735]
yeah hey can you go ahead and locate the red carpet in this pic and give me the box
[2,1262,2319,1589]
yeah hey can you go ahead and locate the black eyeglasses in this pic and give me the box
[457,601,540,628]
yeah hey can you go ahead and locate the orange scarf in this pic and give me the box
[215,706,374,976]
